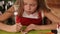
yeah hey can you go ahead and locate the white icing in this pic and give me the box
[14,12,18,16]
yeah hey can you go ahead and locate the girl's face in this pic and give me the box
[24,0,37,14]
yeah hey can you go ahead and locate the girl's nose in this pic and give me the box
[27,5,31,10]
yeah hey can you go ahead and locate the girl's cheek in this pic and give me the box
[32,6,37,10]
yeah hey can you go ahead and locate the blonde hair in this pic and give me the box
[14,0,24,17]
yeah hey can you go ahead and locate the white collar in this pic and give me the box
[22,11,39,19]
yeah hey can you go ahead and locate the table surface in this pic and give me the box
[0,30,51,34]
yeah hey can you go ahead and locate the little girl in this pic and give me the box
[16,0,60,34]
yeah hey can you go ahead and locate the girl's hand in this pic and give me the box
[12,23,22,32]
[23,24,36,34]
[16,23,22,32]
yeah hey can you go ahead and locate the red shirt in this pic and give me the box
[16,12,42,26]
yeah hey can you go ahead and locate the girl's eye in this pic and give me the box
[31,4,35,6]
[30,4,36,6]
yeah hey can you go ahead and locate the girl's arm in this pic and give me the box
[0,22,16,32]
[23,24,57,33]
[44,11,60,24]
[0,5,14,21]
[0,22,22,32]
[32,11,60,30]
[33,11,60,30]
[34,24,57,30]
